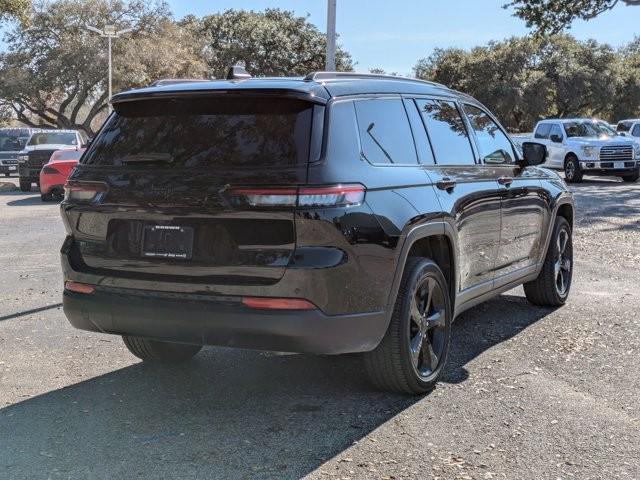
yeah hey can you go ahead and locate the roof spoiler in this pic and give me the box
[149,78,210,87]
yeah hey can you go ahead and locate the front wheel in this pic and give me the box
[362,257,452,395]
[564,155,583,183]
[41,193,53,202]
[622,171,639,183]
[122,336,202,363]
[524,216,573,306]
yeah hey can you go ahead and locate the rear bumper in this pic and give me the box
[63,288,387,354]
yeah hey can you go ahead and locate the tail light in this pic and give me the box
[42,166,59,175]
[231,184,365,208]
[65,281,95,294]
[64,180,108,202]
[242,297,316,310]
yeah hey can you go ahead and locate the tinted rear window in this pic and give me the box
[534,123,551,139]
[82,97,313,168]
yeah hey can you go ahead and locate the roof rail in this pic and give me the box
[303,71,445,88]
[150,78,210,87]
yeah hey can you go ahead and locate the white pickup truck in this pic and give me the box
[513,118,640,183]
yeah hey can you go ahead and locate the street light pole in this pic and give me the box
[326,0,336,71]
[85,24,133,113]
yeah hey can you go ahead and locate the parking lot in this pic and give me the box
[0,176,638,480]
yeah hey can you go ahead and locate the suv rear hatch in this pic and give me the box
[63,94,321,286]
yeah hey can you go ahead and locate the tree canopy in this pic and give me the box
[506,0,640,35]
[191,9,353,78]
[415,35,637,132]
[0,0,30,24]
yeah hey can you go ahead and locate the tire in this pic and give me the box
[564,155,583,183]
[524,216,573,307]
[19,180,31,192]
[122,336,202,363]
[362,257,452,395]
[41,193,53,202]
[622,171,639,183]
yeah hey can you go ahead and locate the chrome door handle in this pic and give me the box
[436,178,456,191]
[498,176,513,186]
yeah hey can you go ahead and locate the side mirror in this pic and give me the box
[520,142,547,167]
[82,138,92,148]
[549,133,562,143]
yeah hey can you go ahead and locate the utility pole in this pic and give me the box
[85,24,134,113]
[326,0,337,71]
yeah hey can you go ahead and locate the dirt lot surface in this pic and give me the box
[0,175,638,480]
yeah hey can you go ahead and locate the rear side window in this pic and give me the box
[464,104,515,165]
[632,124,640,137]
[82,97,313,168]
[415,99,475,166]
[353,98,418,165]
[617,121,632,132]
[534,123,551,139]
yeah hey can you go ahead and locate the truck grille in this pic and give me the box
[0,152,17,160]
[27,150,55,167]
[599,145,633,161]
[0,159,17,166]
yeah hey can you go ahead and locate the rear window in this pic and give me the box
[534,123,551,139]
[82,97,313,168]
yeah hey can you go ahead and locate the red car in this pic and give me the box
[39,148,85,201]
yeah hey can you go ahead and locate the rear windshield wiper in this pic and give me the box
[121,153,173,164]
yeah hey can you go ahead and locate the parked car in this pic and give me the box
[39,148,85,201]
[514,118,639,183]
[17,129,88,192]
[616,118,640,141]
[0,127,40,177]
[60,71,574,394]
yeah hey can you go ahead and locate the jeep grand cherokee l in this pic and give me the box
[61,71,574,394]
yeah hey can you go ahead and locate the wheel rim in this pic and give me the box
[554,228,572,296]
[408,275,447,378]
[566,161,575,180]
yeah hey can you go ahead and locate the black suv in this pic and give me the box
[61,72,574,394]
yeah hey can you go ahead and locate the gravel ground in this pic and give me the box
[0,175,638,480]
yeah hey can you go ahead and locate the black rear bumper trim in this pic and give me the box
[63,289,386,355]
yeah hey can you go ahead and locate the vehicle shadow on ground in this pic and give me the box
[5,196,59,207]
[0,293,551,479]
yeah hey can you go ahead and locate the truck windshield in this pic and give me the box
[0,132,28,151]
[27,132,77,146]
[81,97,313,168]
[563,121,613,138]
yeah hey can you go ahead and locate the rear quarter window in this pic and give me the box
[353,98,418,165]
[82,97,313,168]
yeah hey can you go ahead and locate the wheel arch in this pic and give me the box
[384,221,458,327]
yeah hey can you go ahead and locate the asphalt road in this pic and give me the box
[0,175,638,480]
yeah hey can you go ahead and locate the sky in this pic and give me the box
[166,0,640,75]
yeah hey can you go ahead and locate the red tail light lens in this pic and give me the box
[231,184,365,208]
[242,297,316,310]
[65,281,95,294]
[64,180,108,202]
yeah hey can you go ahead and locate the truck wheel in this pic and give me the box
[564,155,582,183]
[41,193,53,202]
[122,336,202,363]
[19,180,31,192]
[524,216,573,307]
[363,257,452,395]
[622,171,639,182]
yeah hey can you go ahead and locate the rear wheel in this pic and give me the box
[622,171,639,182]
[524,216,573,307]
[564,155,583,183]
[122,336,202,363]
[19,180,31,192]
[363,257,452,395]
